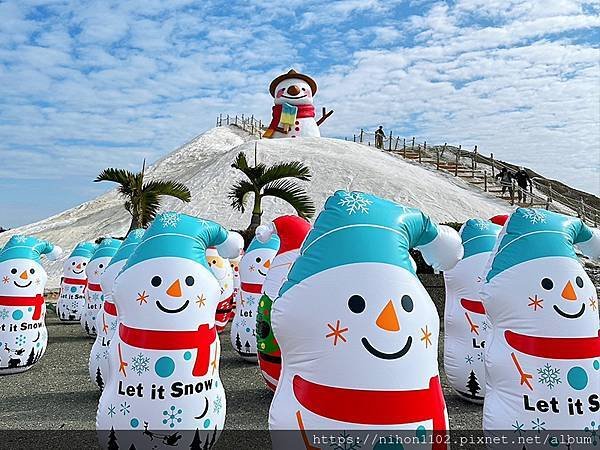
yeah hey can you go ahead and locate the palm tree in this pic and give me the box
[94,160,191,233]
[229,151,315,233]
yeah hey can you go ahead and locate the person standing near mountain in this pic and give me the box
[495,167,514,200]
[513,167,532,203]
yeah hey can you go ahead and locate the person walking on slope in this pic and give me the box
[374,126,386,149]
[513,166,532,203]
[495,167,514,202]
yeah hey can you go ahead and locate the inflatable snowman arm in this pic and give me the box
[416,225,463,271]
[216,231,244,260]
[575,226,600,260]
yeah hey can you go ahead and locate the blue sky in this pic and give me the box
[1,0,599,228]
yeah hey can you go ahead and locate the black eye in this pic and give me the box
[72,262,75,265]
[99,264,104,269]
[401,295,414,312]
[575,276,583,288]
[212,260,217,265]
[151,276,162,287]
[301,87,306,91]
[83,262,87,266]
[541,278,554,290]
[185,276,194,286]
[30,268,35,274]
[255,257,261,263]
[10,268,17,274]
[348,295,366,314]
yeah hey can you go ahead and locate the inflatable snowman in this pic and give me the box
[0,235,61,374]
[57,241,97,322]
[206,247,234,333]
[255,215,311,391]
[482,208,600,435]
[230,234,279,361]
[228,253,242,320]
[90,229,144,390]
[81,238,122,337]
[96,212,243,450]
[443,219,502,403]
[269,191,463,449]
[262,69,333,139]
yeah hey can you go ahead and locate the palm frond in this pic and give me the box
[94,168,137,196]
[228,180,255,213]
[262,179,315,219]
[142,180,191,202]
[258,161,312,186]
[231,152,266,183]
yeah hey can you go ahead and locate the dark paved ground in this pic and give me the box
[0,313,482,449]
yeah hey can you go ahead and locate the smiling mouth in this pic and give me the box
[258,269,267,276]
[282,94,307,99]
[156,300,190,314]
[553,303,585,319]
[14,280,32,288]
[361,336,412,360]
[72,269,84,274]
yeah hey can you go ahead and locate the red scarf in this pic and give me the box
[263,104,315,138]
[293,375,446,432]
[119,323,216,377]
[104,301,117,316]
[460,298,486,314]
[0,294,44,320]
[241,282,263,294]
[88,283,102,292]
[63,278,88,286]
[216,293,234,314]
[505,330,600,359]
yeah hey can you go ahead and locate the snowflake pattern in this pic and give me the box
[0,308,8,320]
[531,418,546,432]
[120,401,130,415]
[159,212,181,228]
[70,300,80,310]
[14,235,28,243]
[213,396,223,414]
[521,208,547,224]
[584,421,598,446]
[132,229,145,238]
[472,219,490,230]
[477,352,484,362]
[95,352,102,361]
[131,353,150,376]
[481,320,490,331]
[107,404,116,417]
[110,320,117,331]
[15,334,26,346]
[512,420,524,435]
[102,349,109,360]
[537,363,561,389]
[465,355,474,364]
[162,405,183,428]
[245,296,255,307]
[338,192,373,215]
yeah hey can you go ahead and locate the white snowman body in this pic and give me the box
[97,257,225,449]
[229,254,241,319]
[483,256,599,433]
[57,255,89,322]
[206,248,234,333]
[443,251,490,403]
[89,259,125,390]
[81,255,112,337]
[230,246,277,361]
[270,78,320,138]
[0,258,49,374]
[270,264,447,449]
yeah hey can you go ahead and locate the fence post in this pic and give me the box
[235,115,238,125]
[388,131,392,151]
[421,141,425,163]
[226,114,230,125]
[436,148,440,170]
[395,136,400,150]
[360,129,364,143]
[490,153,495,177]
[484,170,488,191]
[411,137,415,151]
[455,145,460,176]
[473,145,478,169]
[442,143,447,158]
[403,139,406,157]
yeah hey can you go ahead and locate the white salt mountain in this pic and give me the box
[1,126,510,289]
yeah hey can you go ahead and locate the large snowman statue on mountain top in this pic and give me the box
[443,218,502,403]
[482,208,600,436]
[230,235,279,361]
[81,238,122,337]
[263,69,333,139]
[89,229,144,391]
[269,191,463,449]
[0,235,61,374]
[96,212,243,450]
[57,241,97,322]
[255,215,311,391]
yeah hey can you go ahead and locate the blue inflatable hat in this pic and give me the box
[107,229,145,268]
[69,241,98,259]
[486,208,595,281]
[0,235,62,263]
[460,219,502,259]
[246,234,280,253]
[280,190,443,295]
[89,238,122,262]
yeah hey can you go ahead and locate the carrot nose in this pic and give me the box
[166,279,182,298]
[76,263,82,269]
[263,259,271,269]
[20,271,28,280]
[376,300,400,332]
[561,280,577,301]
[287,85,300,96]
